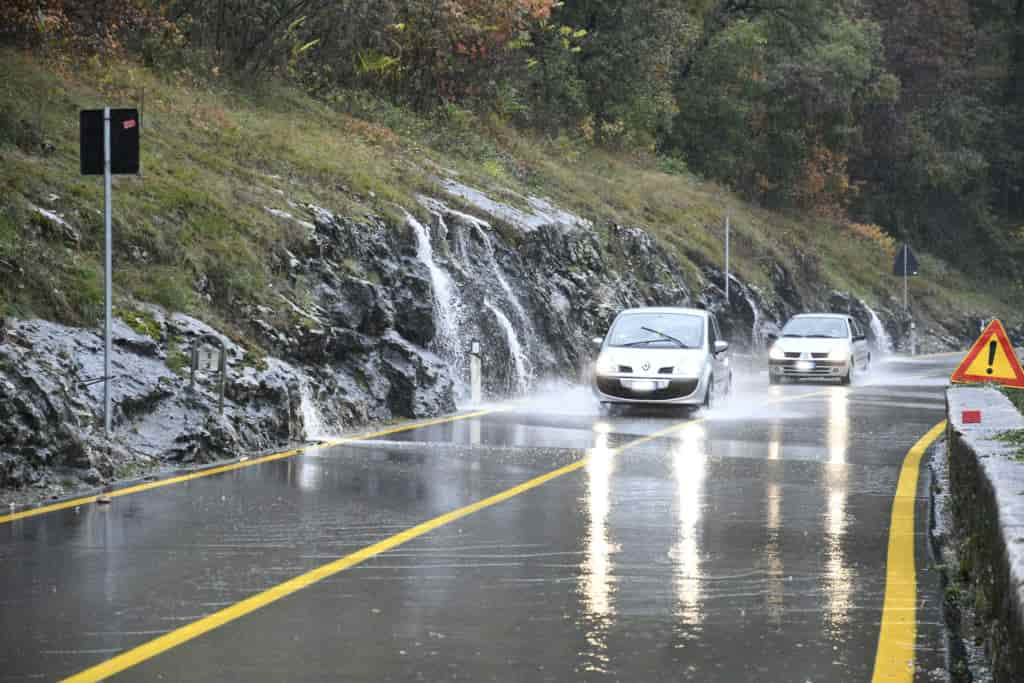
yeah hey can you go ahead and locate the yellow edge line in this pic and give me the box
[0,409,498,526]
[61,388,830,682]
[870,420,947,683]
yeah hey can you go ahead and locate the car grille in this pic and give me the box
[811,352,829,359]
[618,365,633,373]
[596,378,699,400]
[658,366,674,374]
[784,352,801,359]
[771,359,845,377]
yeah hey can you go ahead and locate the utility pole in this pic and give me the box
[894,242,919,356]
[724,212,731,304]
[905,244,915,356]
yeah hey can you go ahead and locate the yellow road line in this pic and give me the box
[0,409,497,526]
[61,388,831,682]
[871,420,947,682]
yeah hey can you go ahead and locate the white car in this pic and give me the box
[592,307,732,411]
[768,314,870,385]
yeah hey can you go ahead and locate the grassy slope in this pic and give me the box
[0,49,1016,340]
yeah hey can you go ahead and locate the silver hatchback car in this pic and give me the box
[592,307,732,411]
[768,313,871,384]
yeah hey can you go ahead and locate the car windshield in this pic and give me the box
[607,313,704,349]
[781,317,849,339]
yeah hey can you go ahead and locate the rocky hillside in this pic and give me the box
[1,51,1017,503]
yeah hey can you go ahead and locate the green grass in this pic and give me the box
[0,47,1018,341]
[1000,387,1024,415]
[994,428,1024,461]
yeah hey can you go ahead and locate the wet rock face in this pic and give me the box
[0,185,989,499]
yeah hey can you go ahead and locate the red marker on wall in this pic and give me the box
[962,410,982,424]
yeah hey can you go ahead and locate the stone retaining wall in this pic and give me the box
[946,386,1024,682]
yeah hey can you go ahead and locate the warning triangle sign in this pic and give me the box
[951,319,1024,388]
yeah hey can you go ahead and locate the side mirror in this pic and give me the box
[592,337,604,349]
[766,333,778,346]
[714,340,729,354]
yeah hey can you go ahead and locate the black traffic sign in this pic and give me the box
[80,109,140,175]
[893,243,919,277]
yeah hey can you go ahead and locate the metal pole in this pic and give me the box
[903,246,908,313]
[103,107,112,436]
[218,344,226,415]
[724,212,730,304]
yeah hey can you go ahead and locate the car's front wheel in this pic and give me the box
[841,358,854,385]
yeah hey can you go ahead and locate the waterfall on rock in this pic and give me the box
[865,304,893,354]
[408,213,463,360]
[299,380,329,441]
[485,299,531,395]
[742,289,764,350]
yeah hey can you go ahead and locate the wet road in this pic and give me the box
[1,356,956,681]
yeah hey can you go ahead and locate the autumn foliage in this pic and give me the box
[2,0,1022,276]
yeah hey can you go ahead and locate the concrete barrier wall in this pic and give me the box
[946,387,1024,682]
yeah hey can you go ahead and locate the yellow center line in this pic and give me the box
[0,409,498,526]
[60,388,831,682]
[871,420,947,682]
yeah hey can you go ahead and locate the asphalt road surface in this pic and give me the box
[1,355,957,682]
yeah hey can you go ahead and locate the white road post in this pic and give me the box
[470,340,482,405]
[103,107,113,436]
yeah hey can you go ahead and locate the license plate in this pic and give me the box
[623,380,658,393]
[795,360,814,371]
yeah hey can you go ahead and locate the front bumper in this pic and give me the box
[769,359,848,379]
[592,373,705,404]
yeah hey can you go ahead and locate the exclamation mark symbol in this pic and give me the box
[987,340,997,375]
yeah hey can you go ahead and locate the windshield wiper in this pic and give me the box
[805,334,838,338]
[640,326,690,349]
[621,338,661,347]
[782,333,804,338]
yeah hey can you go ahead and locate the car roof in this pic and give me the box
[616,307,709,317]
[789,313,850,320]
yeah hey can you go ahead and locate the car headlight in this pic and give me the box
[680,359,704,377]
[769,344,786,360]
[829,348,848,361]
[595,353,616,375]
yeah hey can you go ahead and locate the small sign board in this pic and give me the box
[893,243,919,277]
[196,345,222,373]
[897,244,921,276]
[950,319,1024,389]
[80,108,140,175]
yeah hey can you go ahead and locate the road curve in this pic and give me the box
[0,355,955,682]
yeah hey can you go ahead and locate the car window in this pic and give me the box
[708,316,717,347]
[711,315,722,344]
[781,317,849,339]
[607,312,705,349]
